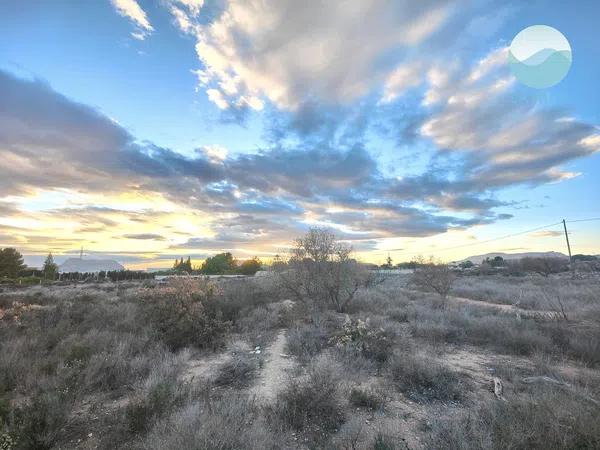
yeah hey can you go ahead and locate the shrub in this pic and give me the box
[387,352,463,402]
[411,257,456,299]
[520,257,569,277]
[126,354,188,433]
[271,357,344,431]
[425,386,600,449]
[214,354,260,388]
[9,391,71,450]
[330,317,394,366]
[127,381,177,433]
[275,228,372,312]
[142,395,276,450]
[239,257,262,275]
[348,386,386,411]
[139,278,230,350]
[374,433,408,450]
[286,324,331,362]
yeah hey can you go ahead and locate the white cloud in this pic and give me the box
[166,0,204,34]
[420,46,598,188]
[381,61,424,103]
[206,88,229,109]
[200,144,228,162]
[171,0,454,110]
[111,0,153,39]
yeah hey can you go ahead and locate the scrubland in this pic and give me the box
[1,270,599,449]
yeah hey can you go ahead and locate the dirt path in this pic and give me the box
[400,287,555,319]
[446,293,557,319]
[250,330,295,403]
[182,351,232,383]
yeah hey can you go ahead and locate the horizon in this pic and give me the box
[1,1,599,270]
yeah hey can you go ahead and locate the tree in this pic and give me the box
[485,256,505,268]
[173,256,193,273]
[43,253,58,280]
[275,228,372,312]
[382,255,393,269]
[520,257,568,277]
[0,248,26,278]
[201,252,237,275]
[459,260,474,269]
[411,256,456,299]
[239,257,262,275]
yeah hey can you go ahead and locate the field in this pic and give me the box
[1,272,599,449]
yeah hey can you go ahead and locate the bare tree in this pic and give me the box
[520,257,569,277]
[411,256,456,299]
[275,228,371,312]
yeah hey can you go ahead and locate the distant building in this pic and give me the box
[58,258,124,273]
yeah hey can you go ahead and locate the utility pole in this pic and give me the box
[562,219,574,277]
[562,219,572,263]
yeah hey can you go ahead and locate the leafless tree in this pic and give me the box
[411,256,456,299]
[274,228,372,312]
[520,257,569,277]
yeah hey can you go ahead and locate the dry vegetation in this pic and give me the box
[1,231,599,449]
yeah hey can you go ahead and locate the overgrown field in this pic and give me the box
[1,272,599,449]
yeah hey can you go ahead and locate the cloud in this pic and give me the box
[1,65,597,259]
[110,0,153,39]
[529,230,563,238]
[419,47,600,188]
[0,70,222,197]
[173,0,455,110]
[122,233,166,240]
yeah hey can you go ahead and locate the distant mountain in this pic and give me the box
[59,258,124,273]
[459,251,568,265]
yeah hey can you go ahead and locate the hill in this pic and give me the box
[460,251,568,265]
[59,258,124,273]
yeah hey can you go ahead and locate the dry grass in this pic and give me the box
[0,271,598,449]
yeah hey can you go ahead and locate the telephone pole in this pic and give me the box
[562,219,574,278]
[562,219,572,263]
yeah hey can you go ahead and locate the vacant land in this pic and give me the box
[1,272,599,449]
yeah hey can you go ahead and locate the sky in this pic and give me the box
[0,0,599,269]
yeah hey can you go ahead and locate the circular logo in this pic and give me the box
[508,25,572,89]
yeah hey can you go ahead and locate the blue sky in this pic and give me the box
[0,0,598,268]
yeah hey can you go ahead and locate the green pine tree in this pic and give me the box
[43,252,58,280]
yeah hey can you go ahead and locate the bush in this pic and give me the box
[387,352,463,402]
[239,257,262,275]
[214,354,260,388]
[127,381,177,433]
[286,324,332,362]
[520,257,569,277]
[426,386,600,449]
[126,353,188,433]
[411,257,456,299]
[271,357,344,431]
[9,391,71,450]
[275,228,372,312]
[139,278,230,350]
[142,394,276,450]
[349,386,386,411]
[330,317,394,366]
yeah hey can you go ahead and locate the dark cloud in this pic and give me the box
[122,233,166,241]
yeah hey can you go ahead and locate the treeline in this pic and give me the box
[59,270,154,281]
[0,247,153,283]
[169,252,262,276]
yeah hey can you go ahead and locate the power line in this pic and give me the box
[373,214,600,259]
[566,218,600,224]
[384,220,564,258]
